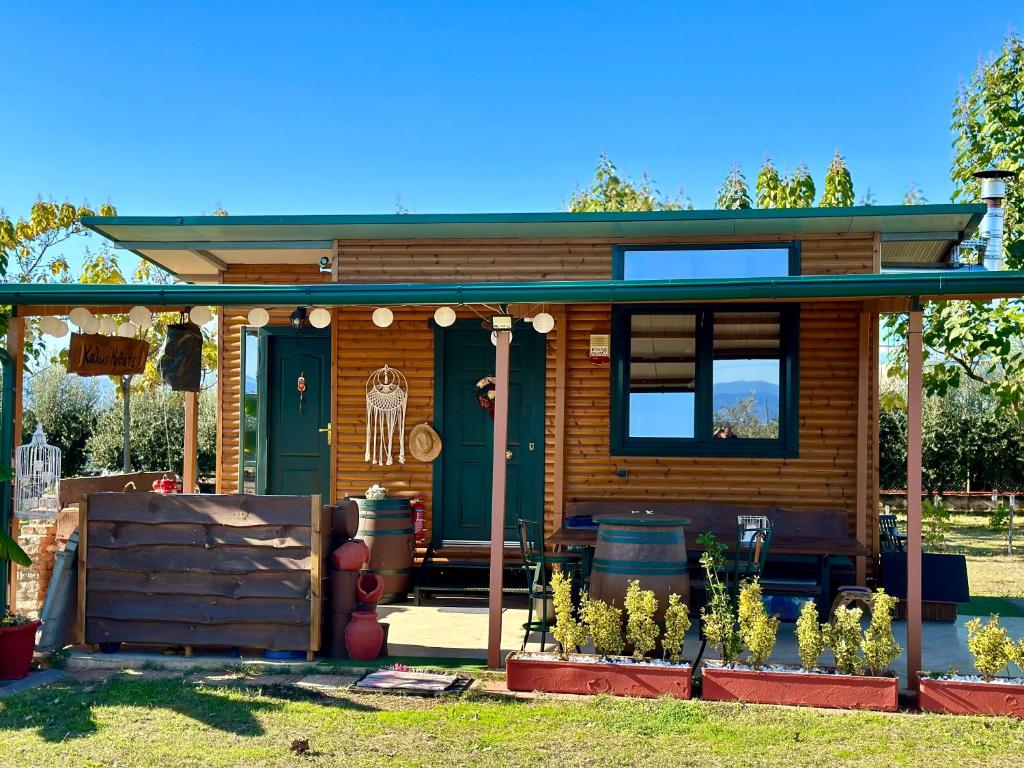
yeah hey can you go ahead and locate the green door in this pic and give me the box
[438,325,545,544]
[262,330,332,500]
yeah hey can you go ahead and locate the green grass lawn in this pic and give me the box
[940,510,1024,599]
[2,676,1024,768]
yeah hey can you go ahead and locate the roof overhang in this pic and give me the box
[4,271,1023,310]
[81,205,987,282]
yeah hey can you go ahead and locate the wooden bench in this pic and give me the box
[558,501,861,616]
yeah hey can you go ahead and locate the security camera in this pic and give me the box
[318,255,332,273]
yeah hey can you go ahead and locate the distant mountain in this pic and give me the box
[713,380,779,420]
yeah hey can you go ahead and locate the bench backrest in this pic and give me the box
[564,500,850,541]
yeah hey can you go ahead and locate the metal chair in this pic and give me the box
[722,517,775,598]
[516,518,582,652]
[879,513,905,552]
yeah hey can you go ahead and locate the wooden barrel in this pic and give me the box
[354,497,414,603]
[589,513,691,621]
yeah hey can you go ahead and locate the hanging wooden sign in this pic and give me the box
[67,333,149,377]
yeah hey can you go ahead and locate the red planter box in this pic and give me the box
[505,653,692,699]
[702,665,899,712]
[919,675,1024,718]
[0,620,41,681]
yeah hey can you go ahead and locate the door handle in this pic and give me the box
[505,449,513,460]
[318,422,332,446]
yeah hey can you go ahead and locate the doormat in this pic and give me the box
[356,667,472,696]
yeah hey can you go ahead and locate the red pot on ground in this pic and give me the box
[918,675,1024,717]
[356,572,385,604]
[701,665,898,712]
[0,620,41,681]
[505,653,692,699]
[345,611,384,661]
[331,539,370,572]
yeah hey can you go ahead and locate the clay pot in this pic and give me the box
[330,570,359,611]
[331,539,370,572]
[356,572,385,604]
[0,620,41,681]
[328,500,359,541]
[345,611,384,661]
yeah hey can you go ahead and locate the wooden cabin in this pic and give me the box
[65,205,994,578]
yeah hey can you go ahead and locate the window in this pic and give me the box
[611,305,798,457]
[240,328,259,494]
[615,243,799,281]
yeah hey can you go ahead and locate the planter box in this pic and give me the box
[701,664,899,712]
[505,652,692,699]
[0,620,41,681]
[919,675,1024,718]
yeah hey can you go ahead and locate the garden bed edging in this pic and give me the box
[701,664,898,712]
[918,674,1024,718]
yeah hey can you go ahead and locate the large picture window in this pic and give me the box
[615,242,799,281]
[610,304,798,457]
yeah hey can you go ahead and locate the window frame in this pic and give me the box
[612,241,801,280]
[609,303,800,458]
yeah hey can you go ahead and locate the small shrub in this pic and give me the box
[922,497,951,550]
[551,571,585,658]
[624,580,659,662]
[862,589,901,676]
[795,600,826,670]
[826,606,864,675]
[965,616,1014,681]
[581,596,624,658]
[988,501,1011,531]
[737,579,779,669]
[1010,638,1024,676]
[698,532,741,666]
[0,611,33,628]
[662,593,690,663]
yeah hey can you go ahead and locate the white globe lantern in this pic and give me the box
[433,306,457,327]
[532,312,555,334]
[189,306,213,325]
[372,307,394,328]
[117,322,138,338]
[128,306,152,330]
[36,317,57,336]
[68,307,92,328]
[247,307,270,327]
[99,317,117,335]
[309,307,331,328]
[81,315,100,334]
[52,319,69,338]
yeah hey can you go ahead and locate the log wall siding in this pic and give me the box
[333,233,876,283]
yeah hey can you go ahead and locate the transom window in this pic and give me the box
[615,242,799,281]
[611,305,798,457]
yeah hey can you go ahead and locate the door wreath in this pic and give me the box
[476,376,496,420]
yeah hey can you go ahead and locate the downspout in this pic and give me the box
[0,347,15,612]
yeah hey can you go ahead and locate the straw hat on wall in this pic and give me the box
[408,423,443,462]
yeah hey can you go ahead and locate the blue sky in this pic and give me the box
[1,1,1020,268]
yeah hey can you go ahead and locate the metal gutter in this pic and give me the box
[2,271,1024,307]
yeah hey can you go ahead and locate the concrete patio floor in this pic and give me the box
[385,595,1024,685]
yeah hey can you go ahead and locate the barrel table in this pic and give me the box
[354,497,415,603]
[589,512,691,620]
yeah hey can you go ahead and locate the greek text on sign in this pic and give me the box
[589,334,610,365]
[68,333,150,377]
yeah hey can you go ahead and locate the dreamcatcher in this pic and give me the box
[365,365,409,465]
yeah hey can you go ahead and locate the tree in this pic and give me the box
[819,151,855,207]
[569,154,689,212]
[21,366,107,477]
[859,188,878,206]
[87,387,217,477]
[756,157,785,208]
[902,181,927,205]
[886,32,1024,418]
[715,163,752,210]
[783,163,816,208]
[713,393,779,439]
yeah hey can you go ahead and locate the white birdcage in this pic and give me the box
[14,424,62,520]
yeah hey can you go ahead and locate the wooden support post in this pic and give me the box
[183,390,199,493]
[906,309,924,690]
[76,498,89,645]
[552,310,568,529]
[309,494,323,661]
[855,311,870,585]
[487,330,512,670]
[6,316,24,612]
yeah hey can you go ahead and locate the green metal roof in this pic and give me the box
[83,204,985,243]
[4,270,1022,308]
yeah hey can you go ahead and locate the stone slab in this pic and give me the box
[0,669,70,698]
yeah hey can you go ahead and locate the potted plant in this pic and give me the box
[0,467,40,681]
[699,534,900,712]
[505,574,693,699]
[918,615,1024,717]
